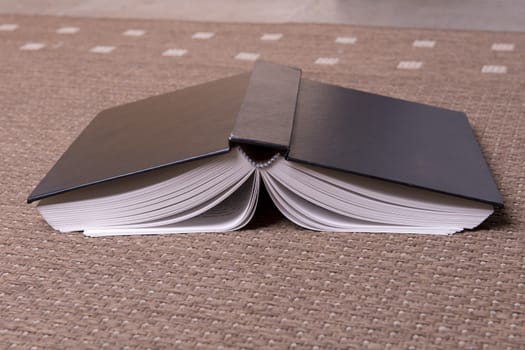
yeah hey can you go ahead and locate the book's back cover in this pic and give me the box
[287,79,503,207]
[28,73,251,203]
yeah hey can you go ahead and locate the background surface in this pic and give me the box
[1,2,524,349]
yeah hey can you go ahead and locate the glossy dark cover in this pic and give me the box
[27,73,251,203]
[230,61,301,150]
[287,78,503,207]
[28,61,502,208]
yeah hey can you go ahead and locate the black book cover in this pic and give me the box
[288,78,503,207]
[28,61,503,208]
[28,72,251,203]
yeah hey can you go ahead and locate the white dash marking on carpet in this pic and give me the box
[90,45,115,54]
[20,42,45,51]
[123,29,145,37]
[315,57,339,65]
[192,32,215,39]
[261,33,283,41]
[397,61,423,70]
[162,48,188,57]
[481,65,507,74]
[413,40,435,48]
[0,24,18,31]
[235,52,260,61]
[56,26,79,34]
[335,36,356,44]
[491,43,514,51]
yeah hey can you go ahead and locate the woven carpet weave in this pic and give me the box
[1,14,524,349]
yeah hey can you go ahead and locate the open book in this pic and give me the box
[38,146,494,236]
[29,61,502,236]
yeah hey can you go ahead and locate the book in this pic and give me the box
[28,61,503,236]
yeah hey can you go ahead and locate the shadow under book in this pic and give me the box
[28,61,503,236]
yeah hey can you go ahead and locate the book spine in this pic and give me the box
[229,61,301,151]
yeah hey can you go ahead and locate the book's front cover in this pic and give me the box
[287,79,503,207]
[28,73,251,203]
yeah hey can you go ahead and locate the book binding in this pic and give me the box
[230,61,301,150]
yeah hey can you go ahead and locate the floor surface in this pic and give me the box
[1,14,524,349]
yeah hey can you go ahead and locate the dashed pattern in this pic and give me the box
[56,26,79,34]
[491,43,515,51]
[0,22,517,73]
[122,29,145,37]
[89,45,115,54]
[1,14,524,350]
[19,42,45,51]
[235,52,260,61]
[315,57,339,65]
[481,65,507,74]
[397,60,423,70]
[413,40,436,48]
[162,48,187,57]
[260,33,283,41]
[335,36,357,44]
[0,23,17,31]
[192,31,215,39]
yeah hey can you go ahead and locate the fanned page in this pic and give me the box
[260,157,494,235]
[37,149,259,236]
[85,175,259,236]
[37,147,493,236]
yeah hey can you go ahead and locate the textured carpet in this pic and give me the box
[1,14,524,349]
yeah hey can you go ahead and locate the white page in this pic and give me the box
[261,157,492,233]
[84,173,259,236]
[39,148,256,232]
[266,166,487,227]
[261,171,460,234]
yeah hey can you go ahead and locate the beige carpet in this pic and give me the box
[1,14,524,349]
